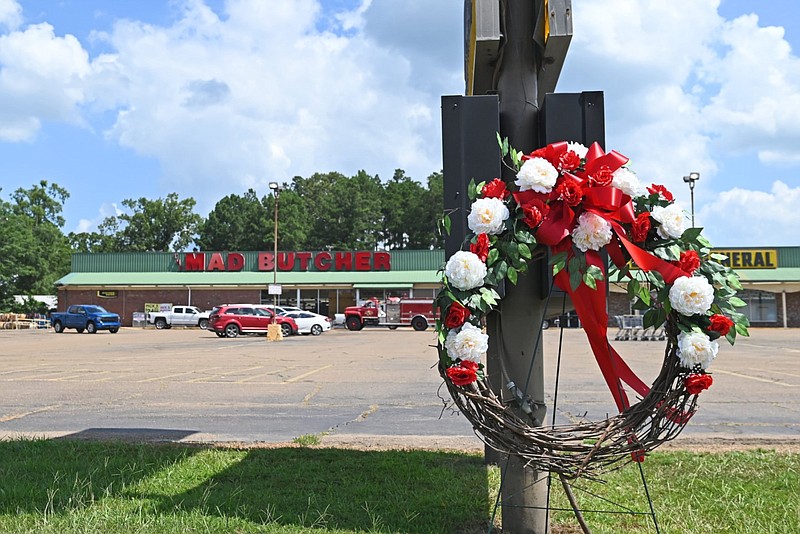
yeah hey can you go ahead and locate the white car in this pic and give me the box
[280,310,332,336]
[263,305,303,315]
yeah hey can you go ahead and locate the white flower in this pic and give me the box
[571,212,613,252]
[651,203,686,239]
[611,167,644,198]
[566,141,588,159]
[445,251,487,291]
[677,331,719,370]
[669,276,715,316]
[467,197,510,235]
[516,157,558,193]
[444,322,488,363]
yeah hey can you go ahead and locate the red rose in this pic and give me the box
[685,373,713,395]
[589,165,614,187]
[558,150,581,172]
[631,212,651,242]
[675,250,701,275]
[521,198,549,229]
[522,145,560,168]
[470,233,490,262]
[481,178,510,199]
[446,360,479,387]
[708,314,734,336]
[555,177,583,206]
[647,184,674,202]
[444,301,470,329]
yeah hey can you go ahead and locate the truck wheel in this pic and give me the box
[198,319,209,330]
[109,328,119,334]
[53,321,64,333]
[388,325,399,330]
[411,316,428,331]
[345,316,363,331]
[281,323,292,337]
[86,322,97,334]
[155,318,167,330]
[215,331,225,338]
[310,324,323,336]
[224,323,240,338]
[76,328,84,333]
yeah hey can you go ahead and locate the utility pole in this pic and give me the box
[490,2,549,531]
[453,1,572,532]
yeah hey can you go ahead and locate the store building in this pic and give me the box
[54,247,800,328]
[54,250,443,326]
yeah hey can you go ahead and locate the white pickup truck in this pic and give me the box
[147,306,210,330]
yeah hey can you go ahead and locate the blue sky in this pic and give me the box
[1,0,798,247]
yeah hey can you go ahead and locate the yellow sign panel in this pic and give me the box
[97,290,118,298]
[715,249,778,269]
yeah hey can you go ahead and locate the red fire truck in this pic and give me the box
[344,297,437,331]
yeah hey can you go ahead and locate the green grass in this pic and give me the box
[0,439,797,533]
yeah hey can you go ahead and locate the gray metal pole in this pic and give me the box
[490,0,550,531]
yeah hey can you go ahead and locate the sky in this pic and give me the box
[0,0,798,247]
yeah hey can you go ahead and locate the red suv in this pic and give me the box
[208,304,298,338]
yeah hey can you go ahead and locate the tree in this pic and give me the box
[294,171,383,250]
[196,189,269,251]
[381,169,436,249]
[4,181,72,295]
[425,171,445,249]
[102,193,202,252]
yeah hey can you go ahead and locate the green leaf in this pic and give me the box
[517,242,533,260]
[507,266,518,285]
[637,284,651,306]
[480,287,499,306]
[467,179,478,201]
[586,265,605,281]
[486,248,499,266]
[643,309,657,329]
[569,268,582,291]
[728,296,747,308]
[727,273,743,290]
[680,227,704,242]
[442,214,452,235]
[582,271,597,290]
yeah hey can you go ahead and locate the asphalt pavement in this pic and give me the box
[0,325,798,450]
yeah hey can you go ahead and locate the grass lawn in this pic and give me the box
[0,439,797,533]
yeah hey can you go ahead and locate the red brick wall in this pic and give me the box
[57,288,261,326]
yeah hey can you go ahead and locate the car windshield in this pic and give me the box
[84,306,108,314]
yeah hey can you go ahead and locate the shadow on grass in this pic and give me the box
[154,447,492,533]
[0,437,492,533]
[0,433,199,515]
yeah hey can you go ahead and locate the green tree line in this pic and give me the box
[0,170,444,310]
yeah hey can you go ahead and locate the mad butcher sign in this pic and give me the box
[180,251,392,272]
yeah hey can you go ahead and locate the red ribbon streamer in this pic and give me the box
[538,143,689,412]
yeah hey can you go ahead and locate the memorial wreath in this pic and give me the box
[435,138,750,480]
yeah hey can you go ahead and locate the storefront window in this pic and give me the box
[740,290,777,323]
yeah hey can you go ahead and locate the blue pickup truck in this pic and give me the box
[51,305,121,334]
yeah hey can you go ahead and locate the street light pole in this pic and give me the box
[683,172,700,227]
[268,182,280,311]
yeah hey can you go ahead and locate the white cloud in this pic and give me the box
[76,202,123,233]
[0,0,21,31]
[0,22,90,140]
[76,0,457,215]
[698,181,800,246]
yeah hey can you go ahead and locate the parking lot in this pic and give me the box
[0,326,798,450]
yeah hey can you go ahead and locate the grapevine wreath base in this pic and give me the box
[440,320,696,481]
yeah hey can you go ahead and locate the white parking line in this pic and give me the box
[284,365,333,383]
[713,369,798,387]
